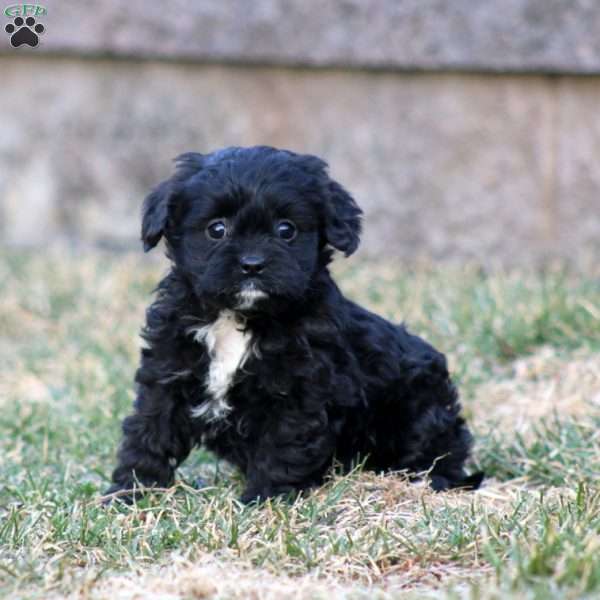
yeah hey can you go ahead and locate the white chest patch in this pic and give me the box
[189,310,253,422]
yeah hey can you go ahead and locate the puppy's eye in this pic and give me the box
[276,220,297,241]
[206,220,228,241]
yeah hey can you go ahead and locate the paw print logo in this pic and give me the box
[5,16,44,47]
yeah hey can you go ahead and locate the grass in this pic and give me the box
[0,249,599,599]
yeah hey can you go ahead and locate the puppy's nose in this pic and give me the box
[240,255,266,275]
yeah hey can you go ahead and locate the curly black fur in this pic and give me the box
[105,146,483,503]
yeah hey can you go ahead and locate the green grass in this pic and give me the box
[0,250,599,599]
[477,414,600,487]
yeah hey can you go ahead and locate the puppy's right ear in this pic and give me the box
[141,153,205,252]
[141,179,176,252]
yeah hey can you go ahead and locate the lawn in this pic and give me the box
[0,250,599,599]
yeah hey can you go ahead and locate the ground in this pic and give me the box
[0,250,599,600]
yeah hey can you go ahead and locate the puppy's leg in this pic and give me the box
[104,383,192,502]
[240,409,335,503]
[403,363,483,491]
[368,348,482,491]
[416,413,482,491]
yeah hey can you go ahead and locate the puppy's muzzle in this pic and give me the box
[237,254,269,309]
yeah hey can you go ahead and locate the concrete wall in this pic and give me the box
[11,0,600,72]
[1,1,599,266]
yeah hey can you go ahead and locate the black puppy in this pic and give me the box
[106,146,482,503]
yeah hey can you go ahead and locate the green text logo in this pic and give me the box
[4,4,46,17]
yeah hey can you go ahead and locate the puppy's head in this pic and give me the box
[141,146,362,313]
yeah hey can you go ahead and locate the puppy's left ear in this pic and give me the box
[141,179,177,252]
[322,180,363,256]
[141,152,204,252]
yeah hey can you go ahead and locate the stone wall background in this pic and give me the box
[1,0,599,266]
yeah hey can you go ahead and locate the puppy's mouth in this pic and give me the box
[236,280,269,310]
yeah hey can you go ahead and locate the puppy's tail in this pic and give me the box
[452,470,485,491]
[429,470,485,492]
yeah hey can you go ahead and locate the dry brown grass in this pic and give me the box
[48,472,522,600]
[43,472,581,600]
[62,554,489,600]
[472,346,600,434]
